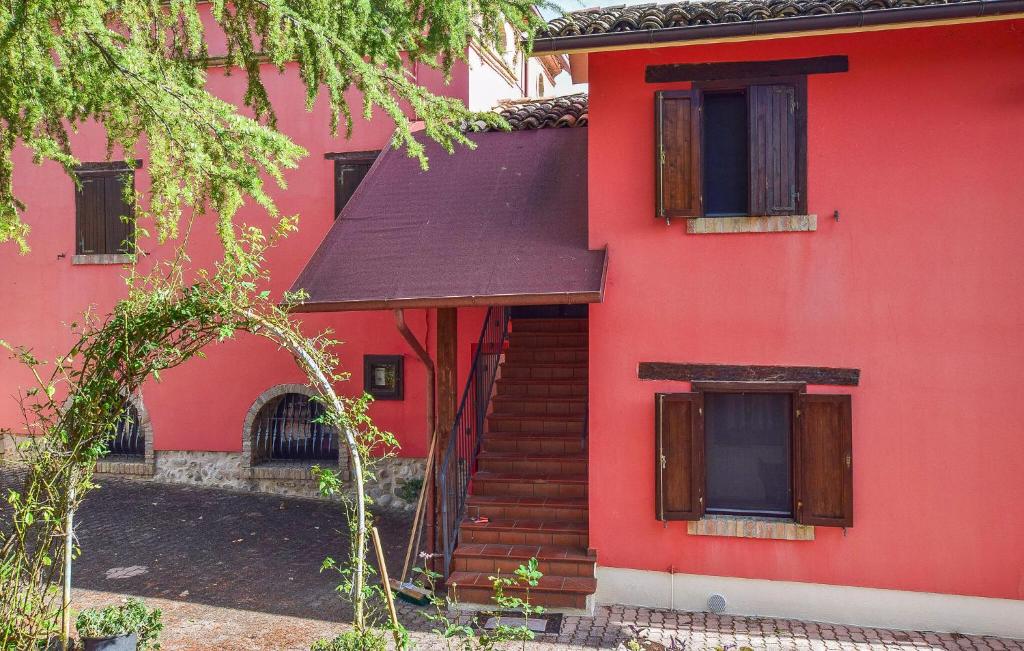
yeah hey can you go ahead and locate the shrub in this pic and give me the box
[75,598,162,649]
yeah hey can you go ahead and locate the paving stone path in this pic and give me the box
[3,472,1019,650]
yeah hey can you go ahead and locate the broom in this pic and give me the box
[389,431,437,605]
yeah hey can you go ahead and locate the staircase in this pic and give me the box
[448,316,596,610]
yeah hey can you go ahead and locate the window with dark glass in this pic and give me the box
[654,386,853,527]
[655,77,806,219]
[74,163,135,256]
[329,151,379,219]
[704,392,792,517]
[702,92,750,216]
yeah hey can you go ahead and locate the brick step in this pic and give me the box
[495,378,588,398]
[468,494,588,522]
[508,332,588,349]
[482,433,585,455]
[500,362,588,380]
[477,452,587,476]
[504,347,588,364]
[471,471,587,499]
[487,413,584,434]
[449,572,595,609]
[459,517,588,548]
[510,318,588,333]
[491,396,587,416]
[453,543,596,577]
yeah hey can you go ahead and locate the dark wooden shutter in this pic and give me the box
[75,167,134,255]
[75,176,105,255]
[794,394,853,527]
[655,392,705,521]
[655,90,701,219]
[104,172,134,254]
[334,161,372,219]
[749,83,799,216]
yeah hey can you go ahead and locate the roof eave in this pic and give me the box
[528,0,1024,55]
[288,289,605,313]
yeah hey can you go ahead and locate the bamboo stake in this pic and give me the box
[61,481,75,650]
[399,431,436,585]
[371,527,402,649]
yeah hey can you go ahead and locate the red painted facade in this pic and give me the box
[586,21,1024,601]
[0,56,487,460]
[2,7,1023,620]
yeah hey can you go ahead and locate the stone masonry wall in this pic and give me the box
[146,450,424,510]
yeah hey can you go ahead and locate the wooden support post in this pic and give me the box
[436,308,459,449]
[432,307,458,572]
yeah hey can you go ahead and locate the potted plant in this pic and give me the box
[75,598,162,651]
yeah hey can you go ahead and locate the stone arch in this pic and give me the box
[241,384,346,479]
[95,390,155,476]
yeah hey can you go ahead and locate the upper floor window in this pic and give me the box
[655,78,807,220]
[328,151,379,219]
[74,162,135,256]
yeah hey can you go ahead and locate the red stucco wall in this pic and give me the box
[0,53,479,459]
[586,21,1024,600]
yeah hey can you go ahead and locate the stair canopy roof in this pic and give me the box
[289,125,606,312]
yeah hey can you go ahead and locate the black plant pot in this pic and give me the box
[82,632,138,651]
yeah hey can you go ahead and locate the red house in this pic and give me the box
[2,0,1024,638]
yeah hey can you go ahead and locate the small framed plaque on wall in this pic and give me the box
[363,355,404,400]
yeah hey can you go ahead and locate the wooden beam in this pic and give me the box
[289,289,603,313]
[645,55,849,84]
[435,308,459,445]
[639,362,860,386]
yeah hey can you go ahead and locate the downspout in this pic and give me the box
[393,309,437,560]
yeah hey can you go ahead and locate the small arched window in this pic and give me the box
[104,400,144,459]
[251,393,339,464]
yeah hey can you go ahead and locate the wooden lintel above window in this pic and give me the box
[639,362,860,386]
[324,150,380,163]
[645,55,848,84]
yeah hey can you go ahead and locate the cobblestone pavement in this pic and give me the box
[4,472,1020,650]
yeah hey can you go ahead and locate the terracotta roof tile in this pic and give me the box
[474,94,588,132]
[541,0,982,37]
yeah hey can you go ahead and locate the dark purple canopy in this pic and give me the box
[290,127,606,312]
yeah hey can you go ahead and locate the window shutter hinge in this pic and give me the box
[698,407,703,415]
[845,454,852,469]
[660,453,667,470]
[796,409,802,418]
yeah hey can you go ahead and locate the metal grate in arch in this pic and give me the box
[104,401,144,459]
[251,393,339,464]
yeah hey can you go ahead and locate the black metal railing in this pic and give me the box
[103,402,144,459]
[436,306,511,579]
[252,393,339,463]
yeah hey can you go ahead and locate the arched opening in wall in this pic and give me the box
[251,393,339,465]
[103,400,144,461]
[243,385,346,481]
[95,393,155,476]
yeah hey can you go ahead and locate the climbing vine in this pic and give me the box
[0,223,399,648]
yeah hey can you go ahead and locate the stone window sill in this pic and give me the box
[72,254,134,265]
[687,214,817,234]
[249,461,339,481]
[95,458,154,477]
[687,514,814,541]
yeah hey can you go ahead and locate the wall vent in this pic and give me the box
[707,593,728,614]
